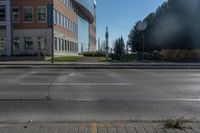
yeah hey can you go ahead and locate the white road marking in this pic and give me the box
[54,98,200,102]
[0,71,38,84]
[19,83,136,86]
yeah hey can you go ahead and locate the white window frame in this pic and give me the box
[13,6,20,23]
[0,5,6,21]
[23,6,33,23]
[37,6,47,23]
[24,37,34,50]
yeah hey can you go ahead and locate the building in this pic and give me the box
[0,0,96,57]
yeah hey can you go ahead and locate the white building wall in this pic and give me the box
[0,29,53,56]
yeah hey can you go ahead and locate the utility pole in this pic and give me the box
[48,0,54,64]
[98,38,100,51]
[136,21,147,61]
[105,26,109,60]
[6,0,12,56]
[126,43,129,54]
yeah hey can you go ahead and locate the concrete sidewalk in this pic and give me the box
[1,61,200,65]
[1,61,200,69]
[0,122,200,133]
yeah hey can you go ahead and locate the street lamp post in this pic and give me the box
[142,33,145,60]
[51,36,54,64]
[105,26,109,60]
[47,0,54,64]
[136,21,147,60]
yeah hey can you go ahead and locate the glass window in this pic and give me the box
[65,17,68,29]
[64,40,67,51]
[54,37,57,50]
[67,41,70,51]
[61,15,64,27]
[13,37,19,50]
[62,39,64,51]
[13,7,19,22]
[58,38,61,50]
[69,42,71,51]
[38,37,46,50]
[63,16,66,28]
[37,7,47,22]
[70,42,72,51]
[57,12,61,25]
[0,37,6,50]
[60,14,62,26]
[78,16,89,52]
[24,7,33,22]
[53,9,57,24]
[0,5,6,21]
[24,37,33,50]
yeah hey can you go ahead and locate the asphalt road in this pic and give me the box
[0,68,200,123]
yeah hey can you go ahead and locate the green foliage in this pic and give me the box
[83,52,106,57]
[163,117,188,129]
[98,57,111,62]
[54,56,82,62]
[159,49,200,61]
[128,0,200,53]
[114,36,125,60]
[120,54,137,62]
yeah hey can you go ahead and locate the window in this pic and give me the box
[63,16,66,28]
[13,37,20,50]
[0,37,6,50]
[67,41,70,51]
[70,42,72,51]
[0,5,6,21]
[61,14,63,27]
[62,39,64,51]
[69,21,72,31]
[58,38,61,50]
[75,43,77,52]
[57,12,61,25]
[54,37,57,50]
[72,43,74,52]
[73,23,76,32]
[24,37,33,50]
[64,40,67,51]
[24,7,33,22]
[37,7,47,22]
[38,37,46,50]
[66,19,69,30]
[53,9,57,24]
[13,7,19,22]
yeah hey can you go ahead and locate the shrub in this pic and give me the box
[159,49,200,61]
[83,52,106,57]
[163,117,188,129]
[120,54,137,62]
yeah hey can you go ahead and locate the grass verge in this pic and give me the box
[98,57,111,62]
[53,56,83,62]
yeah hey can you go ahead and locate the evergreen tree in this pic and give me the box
[114,36,125,60]
[128,0,200,51]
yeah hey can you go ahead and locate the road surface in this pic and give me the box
[0,68,200,123]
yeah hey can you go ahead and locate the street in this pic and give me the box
[0,68,200,123]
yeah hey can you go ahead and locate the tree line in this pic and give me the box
[127,0,200,52]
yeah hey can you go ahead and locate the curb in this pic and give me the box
[0,65,200,69]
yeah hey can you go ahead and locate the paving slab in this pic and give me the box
[116,128,127,133]
[0,123,199,133]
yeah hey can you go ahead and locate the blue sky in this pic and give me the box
[96,0,166,48]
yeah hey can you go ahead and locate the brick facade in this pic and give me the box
[0,0,96,56]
